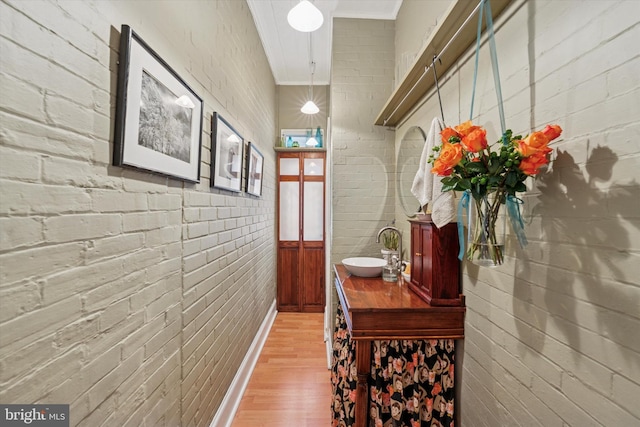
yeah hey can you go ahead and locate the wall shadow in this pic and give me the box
[514,144,640,365]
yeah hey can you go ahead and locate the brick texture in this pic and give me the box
[395,1,640,426]
[0,1,276,427]
[330,18,397,264]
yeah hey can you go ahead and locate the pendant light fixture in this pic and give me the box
[301,63,319,114]
[301,33,319,115]
[301,99,319,115]
[287,0,323,33]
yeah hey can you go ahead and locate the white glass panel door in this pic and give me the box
[279,182,299,241]
[280,158,300,176]
[304,158,324,176]
[303,182,324,241]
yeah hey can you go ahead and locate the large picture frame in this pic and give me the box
[113,25,203,182]
[211,113,244,192]
[246,142,264,197]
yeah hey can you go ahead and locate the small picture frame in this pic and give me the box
[113,25,203,182]
[246,143,264,197]
[211,112,244,192]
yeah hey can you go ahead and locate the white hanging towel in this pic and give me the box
[410,117,456,228]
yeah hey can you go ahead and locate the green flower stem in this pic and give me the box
[467,188,505,266]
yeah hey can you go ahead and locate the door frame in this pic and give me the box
[323,117,333,368]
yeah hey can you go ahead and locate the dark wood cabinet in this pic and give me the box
[334,264,465,426]
[408,216,463,306]
[276,150,325,312]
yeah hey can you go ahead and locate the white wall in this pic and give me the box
[395,0,640,425]
[0,1,276,426]
[394,0,451,88]
[330,18,396,264]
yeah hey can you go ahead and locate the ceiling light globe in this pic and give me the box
[287,0,323,32]
[301,100,320,114]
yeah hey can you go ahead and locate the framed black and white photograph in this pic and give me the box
[246,143,264,197]
[113,25,203,182]
[211,113,244,192]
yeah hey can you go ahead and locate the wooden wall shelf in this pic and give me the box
[273,147,326,152]
[374,0,513,127]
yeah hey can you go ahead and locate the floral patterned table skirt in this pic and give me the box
[331,304,456,427]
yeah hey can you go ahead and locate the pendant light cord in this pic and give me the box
[308,32,315,100]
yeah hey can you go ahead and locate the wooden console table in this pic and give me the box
[333,264,465,426]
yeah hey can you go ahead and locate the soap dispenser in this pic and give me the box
[382,255,399,283]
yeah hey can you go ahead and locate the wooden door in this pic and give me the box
[277,151,325,312]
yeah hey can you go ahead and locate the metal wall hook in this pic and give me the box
[432,54,446,126]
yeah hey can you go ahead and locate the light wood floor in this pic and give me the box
[231,312,332,427]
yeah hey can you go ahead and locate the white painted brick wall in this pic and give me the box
[331,18,396,263]
[0,1,276,427]
[395,0,640,425]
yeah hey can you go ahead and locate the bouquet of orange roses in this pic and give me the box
[430,121,562,198]
[429,121,562,265]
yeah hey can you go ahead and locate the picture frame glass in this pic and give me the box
[114,25,203,182]
[212,113,244,192]
[246,143,264,197]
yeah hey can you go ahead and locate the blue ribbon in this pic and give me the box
[485,0,506,136]
[457,191,471,260]
[468,2,527,255]
[469,0,484,121]
[470,0,506,137]
[507,195,528,248]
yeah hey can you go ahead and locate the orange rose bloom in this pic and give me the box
[454,121,474,137]
[542,124,562,141]
[431,141,463,176]
[515,139,543,157]
[515,131,551,157]
[460,127,487,153]
[519,151,549,175]
[440,127,459,144]
[526,131,550,150]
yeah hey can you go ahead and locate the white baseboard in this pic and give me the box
[324,305,332,369]
[209,299,277,427]
[325,336,332,370]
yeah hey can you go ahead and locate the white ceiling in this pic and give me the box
[247,0,403,85]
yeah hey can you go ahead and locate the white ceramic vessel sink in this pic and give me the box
[342,257,387,277]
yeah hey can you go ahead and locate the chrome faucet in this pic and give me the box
[376,226,402,270]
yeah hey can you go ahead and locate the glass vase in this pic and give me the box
[467,191,506,267]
